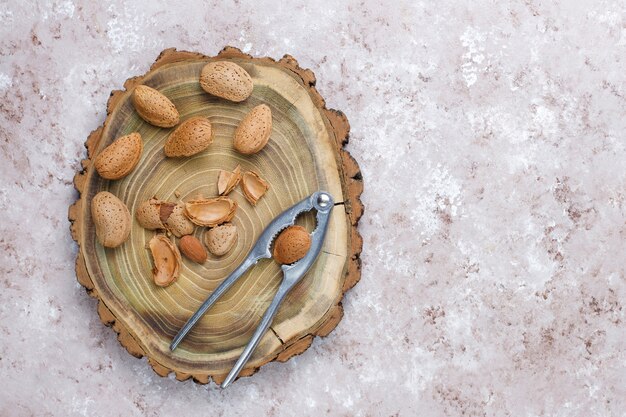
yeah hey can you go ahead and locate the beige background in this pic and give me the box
[1,0,625,416]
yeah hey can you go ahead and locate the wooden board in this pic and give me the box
[68,47,363,384]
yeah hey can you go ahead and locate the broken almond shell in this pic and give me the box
[184,197,237,227]
[135,198,171,230]
[241,171,269,205]
[164,202,195,237]
[149,235,181,287]
[158,202,176,224]
[217,165,241,196]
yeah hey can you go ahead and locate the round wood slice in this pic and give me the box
[68,47,363,384]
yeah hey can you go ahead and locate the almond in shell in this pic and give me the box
[205,223,238,256]
[91,191,131,248]
[217,165,241,196]
[164,117,213,157]
[149,234,181,287]
[132,85,179,128]
[179,235,207,264]
[184,197,237,227]
[94,132,143,180]
[241,171,269,205]
[233,104,272,154]
[272,225,311,265]
[135,198,175,230]
[199,61,253,102]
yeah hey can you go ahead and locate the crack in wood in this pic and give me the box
[269,326,285,346]
[322,250,347,258]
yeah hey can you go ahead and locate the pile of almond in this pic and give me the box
[91,60,285,287]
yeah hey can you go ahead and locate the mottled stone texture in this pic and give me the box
[1,0,625,416]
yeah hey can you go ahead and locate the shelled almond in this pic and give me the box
[179,235,207,264]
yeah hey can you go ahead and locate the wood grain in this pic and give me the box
[68,47,363,384]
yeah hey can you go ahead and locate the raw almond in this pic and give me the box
[233,104,272,154]
[91,191,131,248]
[184,197,237,227]
[94,132,143,180]
[217,165,241,196]
[159,202,176,224]
[272,225,311,265]
[164,117,213,157]
[205,223,238,256]
[199,61,253,102]
[149,234,181,287]
[132,85,179,128]
[179,235,207,264]
[241,171,269,205]
[164,202,195,237]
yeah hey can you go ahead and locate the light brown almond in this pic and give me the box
[217,165,241,196]
[199,61,253,102]
[233,104,272,154]
[204,223,238,256]
[94,132,143,180]
[158,202,176,223]
[164,117,213,157]
[184,197,237,227]
[164,202,195,237]
[272,225,311,265]
[91,191,131,248]
[132,85,180,128]
[241,171,269,205]
[179,235,207,264]
[149,234,181,287]
[135,198,165,230]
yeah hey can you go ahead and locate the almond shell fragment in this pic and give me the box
[217,165,242,196]
[165,202,195,237]
[184,197,237,227]
[149,234,181,287]
[241,171,269,205]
